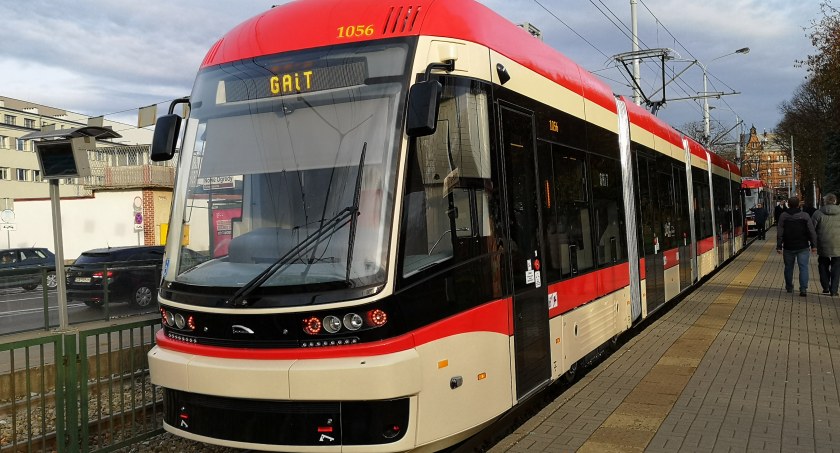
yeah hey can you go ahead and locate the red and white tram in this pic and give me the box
[742,178,772,234]
[147,0,745,451]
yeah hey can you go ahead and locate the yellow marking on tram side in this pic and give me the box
[438,359,449,369]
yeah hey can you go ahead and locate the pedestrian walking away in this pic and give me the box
[750,202,769,240]
[777,197,818,296]
[812,193,840,296]
[774,200,787,226]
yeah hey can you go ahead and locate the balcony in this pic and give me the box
[82,145,175,190]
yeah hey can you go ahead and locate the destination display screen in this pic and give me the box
[220,58,369,103]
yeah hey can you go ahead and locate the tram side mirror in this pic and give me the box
[151,114,182,162]
[406,80,442,137]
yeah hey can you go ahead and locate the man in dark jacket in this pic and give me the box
[777,197,818,296]
[812,193,840,296]
[750,203,770,240]
[774,200,786,225]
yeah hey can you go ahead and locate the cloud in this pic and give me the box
[0,0,821,131]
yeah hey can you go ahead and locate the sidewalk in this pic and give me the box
[490,228,840,452]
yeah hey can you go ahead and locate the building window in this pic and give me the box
[0,136,7,148]
[3,115,15,125]
[24,118,36,129]
[15,139,27,151]
[15,169,27,181]
[33,170,42,182]
[0,168,8,180]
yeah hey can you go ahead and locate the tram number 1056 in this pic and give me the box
[337,25,375,38]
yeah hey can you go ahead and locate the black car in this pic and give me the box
[0,247,57,291]
[66,246,166,308]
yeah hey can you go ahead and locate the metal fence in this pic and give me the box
[0,262,164,452]
[0,316,162,453]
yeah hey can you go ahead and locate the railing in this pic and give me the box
[0,316,162,453]
[80,145,176,190]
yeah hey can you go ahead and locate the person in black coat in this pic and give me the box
[750,203,770,240]
[774,200,786,226]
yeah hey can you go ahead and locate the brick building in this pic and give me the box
[741,126,798,201]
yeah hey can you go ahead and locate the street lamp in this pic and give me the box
[701,47,750,146]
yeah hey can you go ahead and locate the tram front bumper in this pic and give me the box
[148,343,423,401]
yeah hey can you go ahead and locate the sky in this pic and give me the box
[0,0,821,138]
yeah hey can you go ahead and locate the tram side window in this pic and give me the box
[692,168,713,239]
[713,174,731,235]
[657,165,677,250]
[731,180,743,231]
[401,78,493,277]
[590,155,626,266]
[540,143,594,280]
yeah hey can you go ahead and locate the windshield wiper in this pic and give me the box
[345,144,366,282]
[227,206,356,307]
[227,142,367,307]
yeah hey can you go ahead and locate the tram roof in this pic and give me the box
[200,0,617,113]
[200,0,739,175]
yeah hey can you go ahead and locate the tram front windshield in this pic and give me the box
[168,42,410,299]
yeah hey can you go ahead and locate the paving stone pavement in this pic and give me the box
[490,227,840,453]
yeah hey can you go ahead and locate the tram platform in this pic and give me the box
[489,227,840,452]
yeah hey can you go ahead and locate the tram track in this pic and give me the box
[0,368,161,453]
[0,400,162,453]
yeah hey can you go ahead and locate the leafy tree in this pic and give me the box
[775,1,840,201]
[825,133,840,195]
[803,1,840,128]
[774,79,830,199]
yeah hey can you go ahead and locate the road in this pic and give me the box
[0,287,156,335]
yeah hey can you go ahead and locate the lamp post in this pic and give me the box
[701,47,750,146]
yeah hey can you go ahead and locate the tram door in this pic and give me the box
[500,106,551,400]
[636,152,666,313]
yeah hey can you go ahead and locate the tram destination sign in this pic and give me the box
[220,58,369,103]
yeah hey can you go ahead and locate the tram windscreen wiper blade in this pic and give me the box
[227,206,356,307]
[344,143,366,283]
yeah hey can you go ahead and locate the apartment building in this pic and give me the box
[0,96,156,200]
[1,96,177,255]
[742,126,799,201]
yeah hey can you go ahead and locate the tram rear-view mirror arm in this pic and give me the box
[151,97,190,162]
[405,60,455,137]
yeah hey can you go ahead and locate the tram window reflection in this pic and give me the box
[401,78,493,278]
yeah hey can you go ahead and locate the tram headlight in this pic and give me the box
[174,313,186,329]
[343,313,364,331]
[323,315,342,333]
[165,310,175,327]
[303,316,322,335]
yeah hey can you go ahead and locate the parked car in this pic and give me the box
[66,246,166,308]
[0,247,57,291]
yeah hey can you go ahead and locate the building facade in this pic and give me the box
[0,96,176,255]
[0,96,157,200]
[741,126,799,201]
